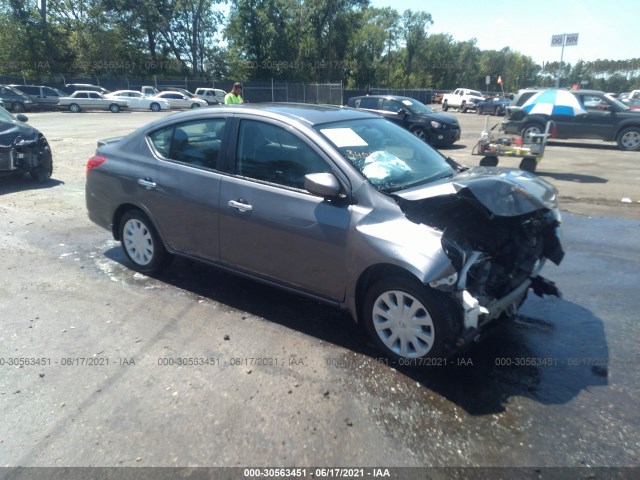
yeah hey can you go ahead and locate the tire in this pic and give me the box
[616,127,640,151]
[494,107,501,116]
[476,107,483,115]
[521,123,544,142]
[12,102,26,113]
[109,103,121,113]
[479,156,499,167]
[69,103,81,113]
[519,157,537,173]
[119,210,172,274]
[411,127,430,144]
[460,102,467,113]
[150,102,161,112]
[191,103,201,108]
[442,101,449,111]
[362,276,460,363]
[30,145,53,183]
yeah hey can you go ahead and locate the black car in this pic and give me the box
[346,95,461,146]
[502,89,640,151]
[8,85,67,110]
[476,96,512,116]
[0,107,53,182]
[0,84,37,113]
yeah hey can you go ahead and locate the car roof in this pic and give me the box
[149,103,378,128]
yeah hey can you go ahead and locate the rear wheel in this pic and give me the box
[616,127,640,151]
[521,122,544,142]
[119,210,172,274]
[363,276,460,364]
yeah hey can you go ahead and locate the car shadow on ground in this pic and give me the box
[537,171,608,184]
[104,248,609,416]
[546,140,620,151]
[0,175,63,195]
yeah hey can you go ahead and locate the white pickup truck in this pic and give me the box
[441,88,485,113]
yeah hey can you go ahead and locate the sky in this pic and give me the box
[370,0,639,66]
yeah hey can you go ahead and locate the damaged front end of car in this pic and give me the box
[395,167,564,351]
[0,132,53,183]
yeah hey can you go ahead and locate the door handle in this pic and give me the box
[137,178,157,189]
[228,199,253,213]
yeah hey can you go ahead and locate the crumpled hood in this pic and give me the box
[394,167,558,217]
[0,121,38,146]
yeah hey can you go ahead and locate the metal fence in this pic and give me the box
[0,75,345,105]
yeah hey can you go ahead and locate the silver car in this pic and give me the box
[86,104,564,364]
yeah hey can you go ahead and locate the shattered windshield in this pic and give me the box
[317,118,454,192]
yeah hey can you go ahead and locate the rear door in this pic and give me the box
[218,117,350,300]
[139,116,230,260]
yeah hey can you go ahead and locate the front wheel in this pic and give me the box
[119,210,172,274]
[616,127,640,151]
[362,277,460,364]
[12,102,26,113]
[411,127,430,144]
[30,145,53,183]
[442,101,449,111]
[191,103,201,108]
[460,102,467,113]
[494,107,501,116]
[519,157,537,173]
[150,102,161,112]
[69,103,81,113]
[109,103,121,113]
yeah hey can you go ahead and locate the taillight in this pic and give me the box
[86,155,106,175]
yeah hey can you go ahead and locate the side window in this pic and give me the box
[381,99,401,113]
[76,92,88,98]
[236,120,332,190]
[43,88,58,96]
[359,97,379,109]
[149,118,226,169]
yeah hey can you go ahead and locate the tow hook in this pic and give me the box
[530,276,562,298]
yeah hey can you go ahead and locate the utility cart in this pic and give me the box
[472,116,553,173]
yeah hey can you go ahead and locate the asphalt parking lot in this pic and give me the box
[1,109,639,476]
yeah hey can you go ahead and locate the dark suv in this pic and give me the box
[0,85,36,113]
[502,89,640,151]
[346,95,461,146]
[9,85,66,110]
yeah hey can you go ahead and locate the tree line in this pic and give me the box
[2,0,639,93]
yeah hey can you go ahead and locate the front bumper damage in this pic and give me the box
[395,167,565,351]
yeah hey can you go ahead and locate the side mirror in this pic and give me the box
[397,108,409,116]
[304,172,342,198]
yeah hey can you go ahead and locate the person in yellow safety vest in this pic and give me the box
[224,82,244,104]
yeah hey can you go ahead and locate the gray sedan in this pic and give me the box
[86,104,564,364]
